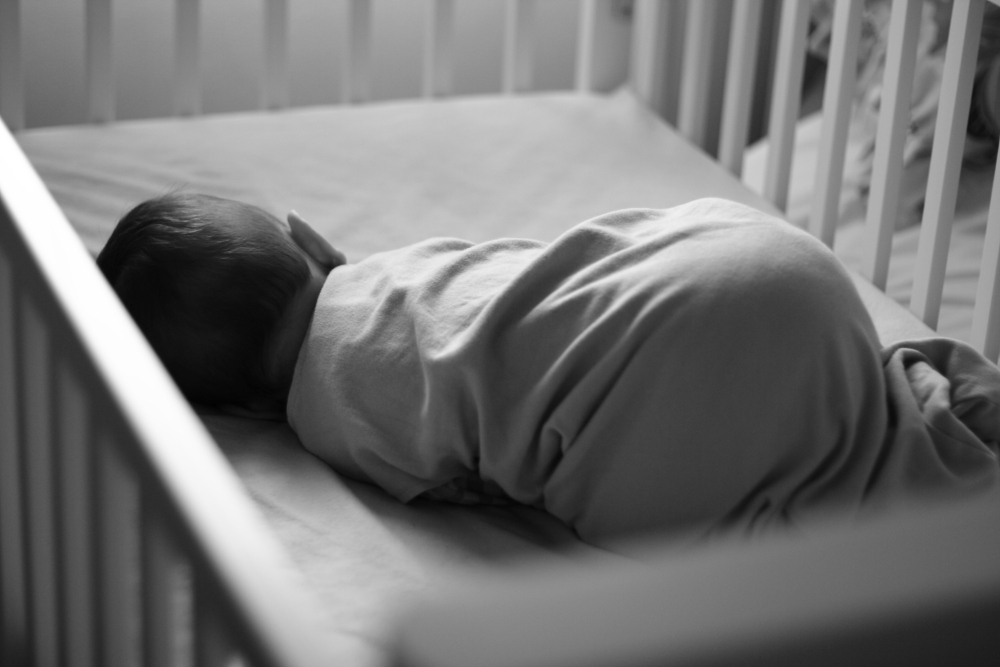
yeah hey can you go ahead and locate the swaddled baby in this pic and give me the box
[99,193,1000,550]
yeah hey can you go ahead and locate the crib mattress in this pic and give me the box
[17,90,935,664]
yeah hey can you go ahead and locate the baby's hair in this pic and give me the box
[97,192,310,405]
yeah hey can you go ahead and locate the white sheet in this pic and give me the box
[21,90,779,260]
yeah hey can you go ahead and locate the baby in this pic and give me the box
[99,192,1000,550]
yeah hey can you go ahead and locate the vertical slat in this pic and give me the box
[629,0,667,110]
[142,512,179,667]
[0,248,28,667]
[0,0,25,131]
[861,0,923,289]
[195,575,232,667]
[22,298,59,667]
[971,149,1000,361]
[503,0,535,94]
[718,0,764,175]
[57,361,95,667]
[762,0,810,212]
[423,0,455,98]
[263,0,290,110]
[911,0,985,328]
[677,0,720,150]
[574,0,599,92]
[86,0,115,123]
[808,0,864,247]
[342,0,373,104]
[175,0,202,116]
[97,432,137,667]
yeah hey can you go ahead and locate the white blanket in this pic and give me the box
[289,199,1000,553]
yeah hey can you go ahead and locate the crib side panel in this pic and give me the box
[392,490,1000,667]
[0,118,336,666]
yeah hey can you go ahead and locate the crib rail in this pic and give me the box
[0,119,332,666]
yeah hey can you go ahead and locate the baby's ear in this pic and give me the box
[287,211,347,270]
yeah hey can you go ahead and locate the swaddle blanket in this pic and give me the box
[288,198,1000,550]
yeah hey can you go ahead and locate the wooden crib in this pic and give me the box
[2,1,999,666]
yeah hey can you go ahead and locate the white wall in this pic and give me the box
[22,0,633,128]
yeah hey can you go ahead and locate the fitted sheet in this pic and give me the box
[17,90,936,663]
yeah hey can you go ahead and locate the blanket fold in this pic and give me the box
[871,339,1000,510]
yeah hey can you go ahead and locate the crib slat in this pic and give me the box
[22,298,60,667]
[574,0,599,92]
[629,0,667,110]
[861,0,923,289]
[263,0,290,110]
[677,0,720,151]
[0,0,24,131]
[195,575,233,667]
[911,0,985,328]
[142,511,179,667]
[97,432,137,667]
[762,0,810,212]
[86,0,115,123]
[343,0,373,104]
[970,146,1000,361]
[809,0,863,247]
[0,247,28,667]
[719,0,764,176]
[56,361,95,667]
[503,0,536,94]
[175,0,202,116]
[423,0,455,98]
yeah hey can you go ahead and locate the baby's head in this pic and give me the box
[97,192,343,410]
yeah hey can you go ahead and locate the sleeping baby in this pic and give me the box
[98,192,1000,551]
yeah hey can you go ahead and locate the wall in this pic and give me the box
[22,0,633,128]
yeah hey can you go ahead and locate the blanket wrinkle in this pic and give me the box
[883,338,1000,454]
[864,339,1000,513]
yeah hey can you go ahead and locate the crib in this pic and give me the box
[2,0,1000,665]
